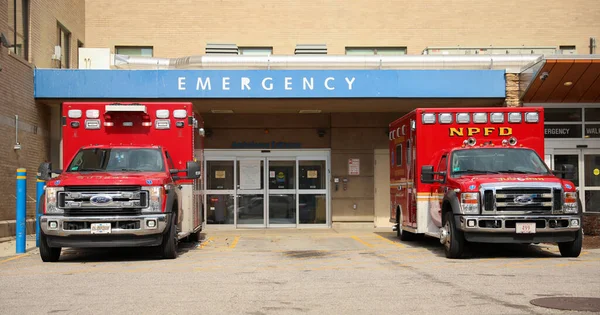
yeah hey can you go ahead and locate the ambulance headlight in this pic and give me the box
[563,192,578,214]
[142,186,164,212]
[460,192,479,214]
[422,113,436,124]
[525,112,539,123]
[45,187,64,214]
[508,112,522,123]
[490,112,504,123]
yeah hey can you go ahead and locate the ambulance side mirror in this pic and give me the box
[186,161,201,179]
[421,165,435,183]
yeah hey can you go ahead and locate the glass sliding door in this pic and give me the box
[205,159,235,225]
[267,159,297,227]
[204,150,331,229]
[583,150,600,213]
[236,158,266,227]
[297,158,328,226]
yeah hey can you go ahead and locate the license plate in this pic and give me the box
[91,223,111,234]
[516,222,536,234]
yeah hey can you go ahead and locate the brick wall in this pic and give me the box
[85,0,599,58]
[29,0,85,68]
[583,214,600,236]
[0,45,50,221]
[0,0,85,227]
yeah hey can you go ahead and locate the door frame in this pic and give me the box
[546,147,600,213]
[203,149,331,228]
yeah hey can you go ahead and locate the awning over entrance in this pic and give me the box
[522,56,600,103]
[33,69,506,99]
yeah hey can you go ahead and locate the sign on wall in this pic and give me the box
[544,125,582,138]
[34,69,506,99]
[348,158,360,175]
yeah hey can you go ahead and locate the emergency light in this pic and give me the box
[422,111,540,125]
[69,107,189,130]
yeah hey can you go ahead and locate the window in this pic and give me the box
[115,46,153,57]
[437,154,448,181]
[345,47,407,55]
[559,45,577,54]
[396,144,403,166]
[7,0,29,59]
[57,22,71,68]
[67,148,165,172]
[450,148,551,177]
[239,46,272,56]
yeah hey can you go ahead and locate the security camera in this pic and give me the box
[540,72,549,81]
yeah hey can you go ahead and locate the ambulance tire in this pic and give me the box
[558,228,583,258]
[160,214,178,259]
[397,209,416,241]
[39,233,61,262]
[443,211,465,259]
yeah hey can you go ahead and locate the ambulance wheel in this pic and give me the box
[443,211,465,259]
[160,215,178,259]
[558,228,583,258]
[397,209,415,241]
[39,233,61,262]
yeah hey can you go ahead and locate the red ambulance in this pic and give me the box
[389,107,583,259]
[38,102,205,261]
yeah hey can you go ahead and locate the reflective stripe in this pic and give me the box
[17,168,26,172]
[17,176,26,179]
[37,179,45,183]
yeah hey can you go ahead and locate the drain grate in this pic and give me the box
[530,297,600,312]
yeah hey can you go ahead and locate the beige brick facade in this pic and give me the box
[84,0,599,57]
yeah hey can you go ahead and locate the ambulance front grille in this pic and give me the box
[482,188,560,213]
[58,186,148,216]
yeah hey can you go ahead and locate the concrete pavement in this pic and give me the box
[1,228,599,314]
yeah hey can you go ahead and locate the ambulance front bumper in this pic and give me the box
[40,214,170,247]
[456,214,582,243]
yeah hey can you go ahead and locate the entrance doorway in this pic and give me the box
[202,150,330,228]
[546,148,600,213]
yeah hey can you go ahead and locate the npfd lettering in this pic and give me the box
[449,127,513,137]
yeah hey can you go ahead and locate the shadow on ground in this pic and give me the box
[54,233,207,263]
[373,231,561,259]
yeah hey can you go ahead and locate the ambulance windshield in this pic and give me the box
[450,148,551,177]
[67,148,165,173]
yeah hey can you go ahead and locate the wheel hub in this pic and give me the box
[439,226,449,244]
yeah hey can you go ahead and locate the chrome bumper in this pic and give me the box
[458,215,581,233]
[40,214,169,237]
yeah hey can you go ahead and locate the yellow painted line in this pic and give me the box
[351,236,373,248]
[373,234,405,248]
[198,237,213,249]
[0,253,29,265]
[229,236,240,249]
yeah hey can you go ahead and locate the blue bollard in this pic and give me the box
[16,168,27,254]
[35,177,45,247]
